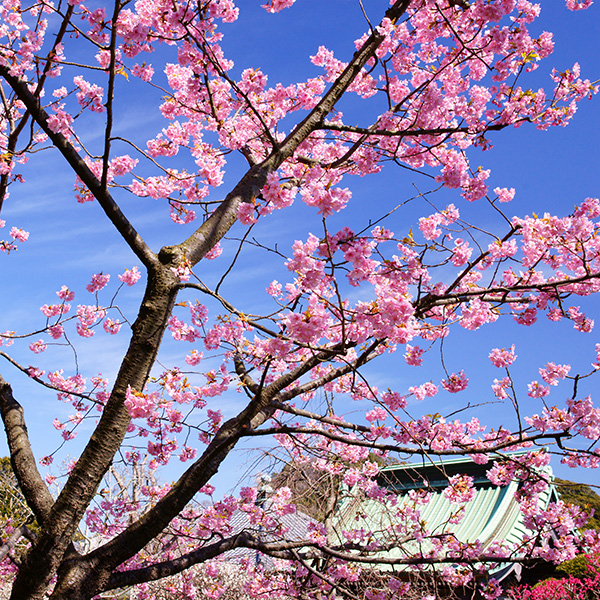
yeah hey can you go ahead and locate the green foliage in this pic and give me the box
[0,457,38,563]
[555,478,600,531]
[556,555,599,580]
[0,457,33,524]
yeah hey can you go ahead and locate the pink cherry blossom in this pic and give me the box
[539,362,571,386]
[493,187,516,203]
[9,227,29,242]
[118,266,141,286]
[593,343,600,370]
[125,387,159,419]
[184,349,203,366]
[492,377,511,399]
[204,242,222,260]
[527,380,551,398]
[443,474,475,503]
[489,345,517,368]
[48,324,64,339]
[365,407,388,422]
[262,0,295,11]
[404,344,424,366]
[103,318,122,335]
[73,76,105,113]
[47,105,74,136]
[566,0,593,9]
[441,371,469,393]
[409,382,439,401]
[168,316,201,342]
[56,286,75,301]
[451,238,473,266]
[29,340,47,353]
[86,272,110,293]
[77,305,106,327]
[41,303,70,318]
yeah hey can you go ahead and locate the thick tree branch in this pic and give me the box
[106,527,544,592]
[10,267,180,599]
[414,272,600,318]
[319,121,511,138]
[0,376,54,523]
[0,66,157,269]
[81,339,376,578]
[0,5,75,214]
[174,0,413,268]
[0,523,37,563]
[104,531,297,589]
[243,424,569,457]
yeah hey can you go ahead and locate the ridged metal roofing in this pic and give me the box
[223,499,316,568]
[332,455,557,579]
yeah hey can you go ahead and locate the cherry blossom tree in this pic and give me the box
[0,0,599,598]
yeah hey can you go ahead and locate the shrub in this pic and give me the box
[508,556,600,600]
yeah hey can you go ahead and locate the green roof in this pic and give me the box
[331,455,558,580]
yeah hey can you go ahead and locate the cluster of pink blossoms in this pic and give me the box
[29,267,141,349]
[21,0,588,229]
[0,221,29,253]
[489,345,517,368]
[261,0,295,13]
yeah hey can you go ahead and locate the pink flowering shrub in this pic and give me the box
[508,554,600,600]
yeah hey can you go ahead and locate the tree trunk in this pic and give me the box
[9,262,179,600]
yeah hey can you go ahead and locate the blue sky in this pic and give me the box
[0,0,599,494]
